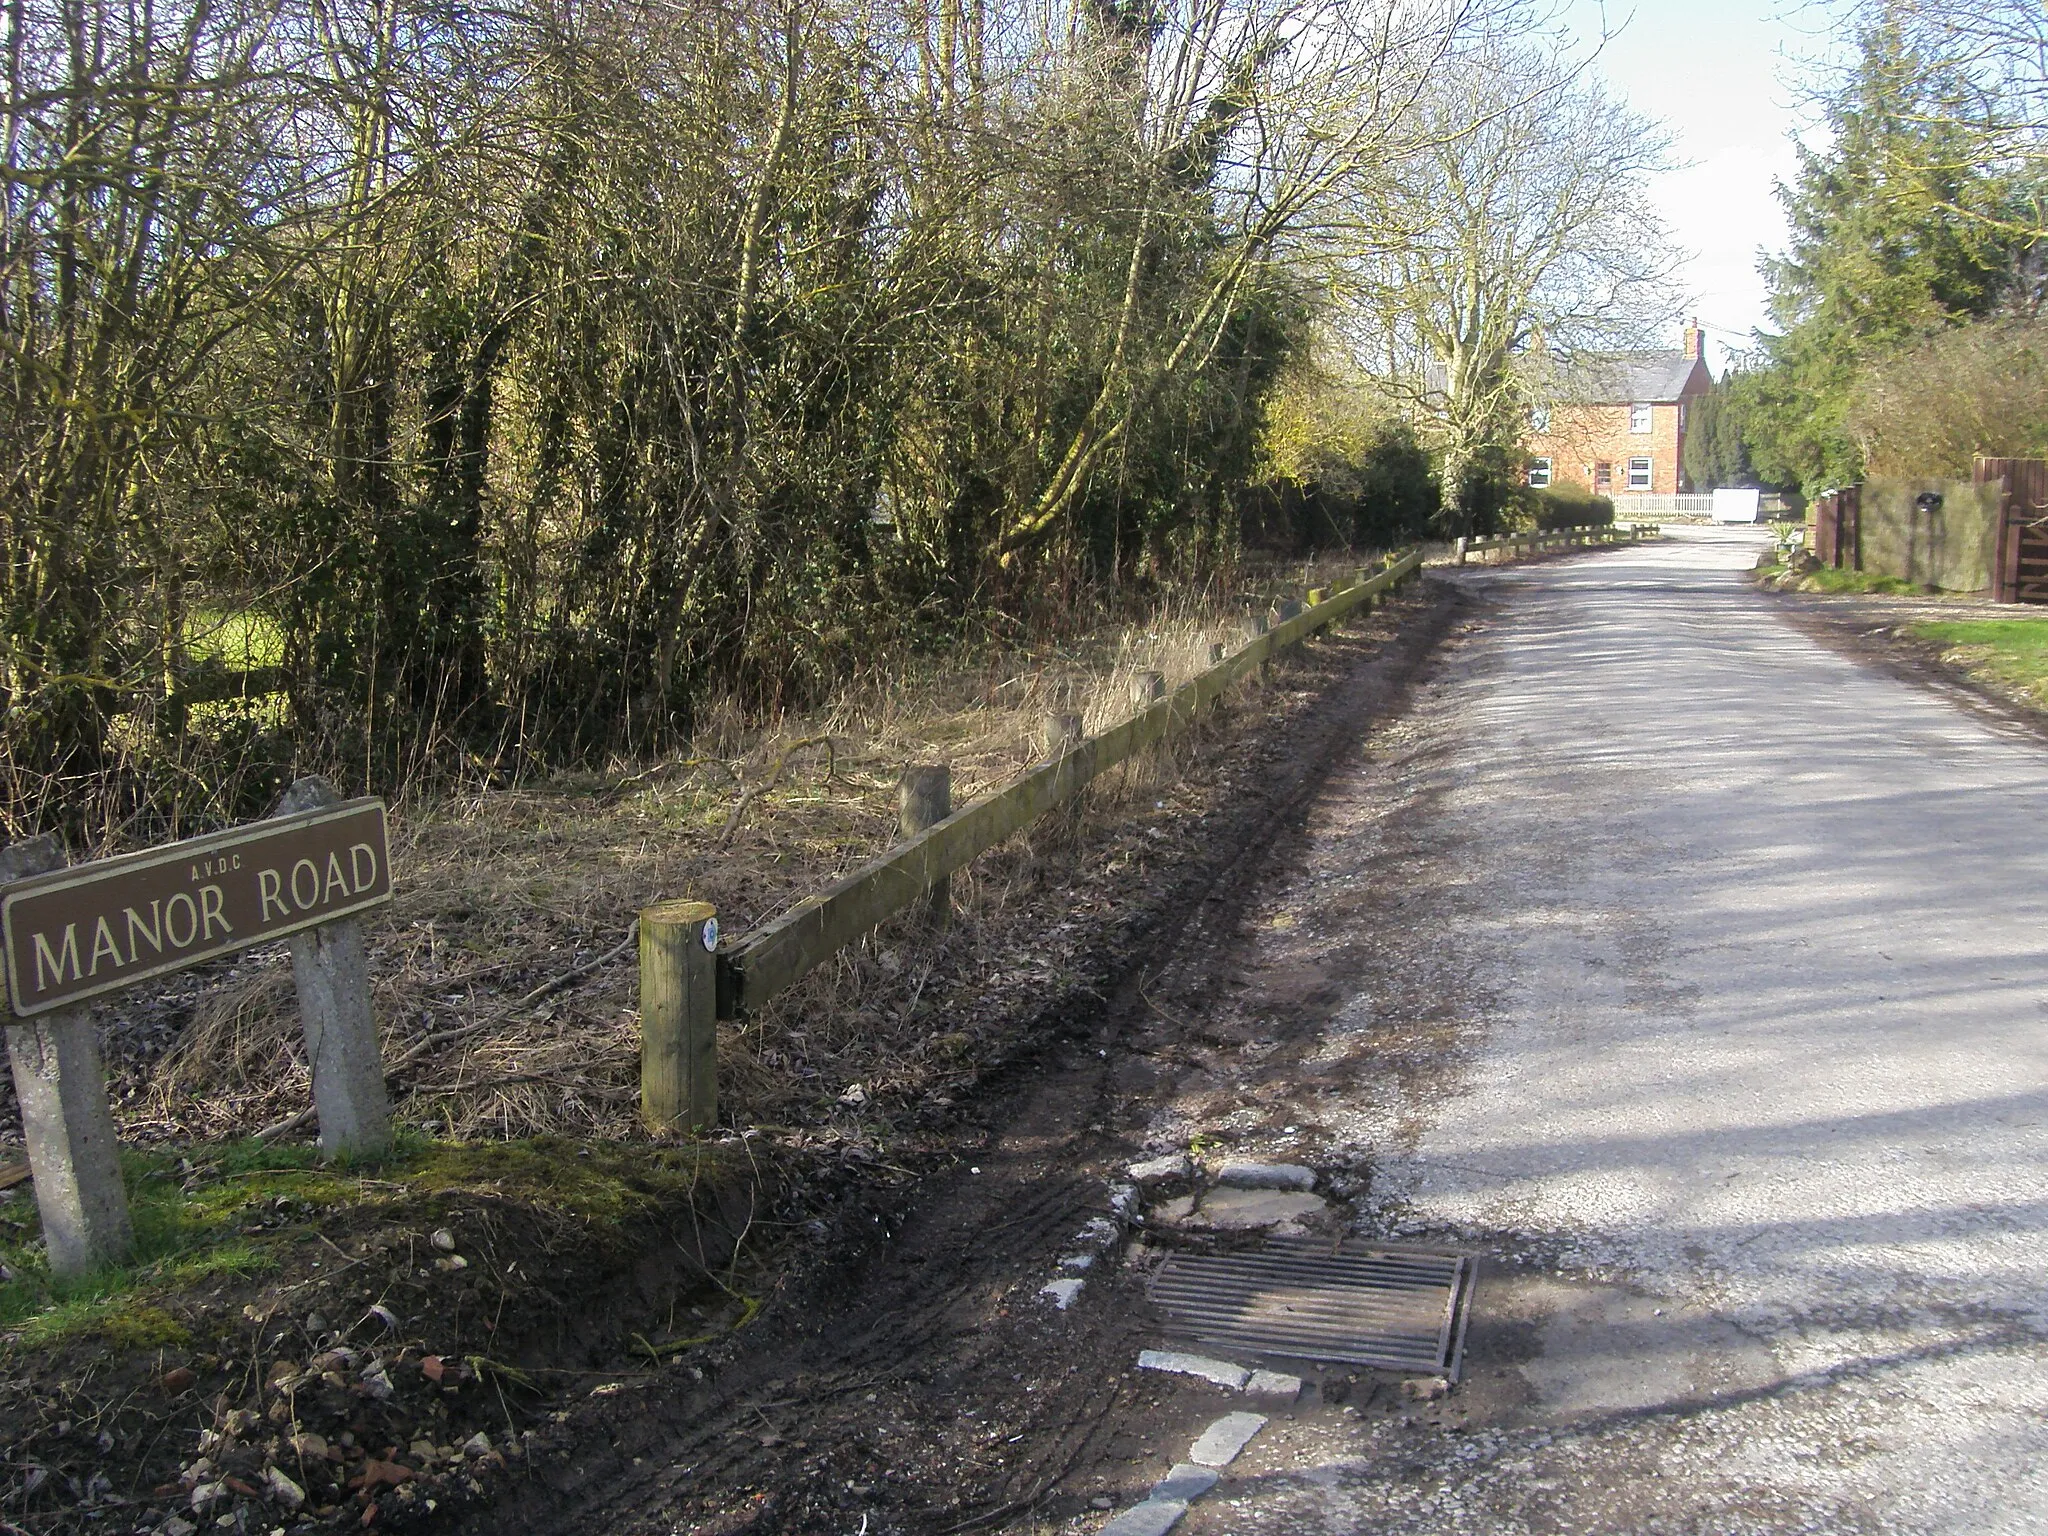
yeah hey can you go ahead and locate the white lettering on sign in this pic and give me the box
[33,925,80,989]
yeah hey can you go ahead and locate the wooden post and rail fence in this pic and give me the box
[1452,522,1658,565]
[636,527,1654,1132]
[0,526,1660,1271]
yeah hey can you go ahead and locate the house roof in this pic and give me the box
[1545,349,1703,405]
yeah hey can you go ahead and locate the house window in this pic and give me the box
[1530,405,1551,434]
[1627,456,1652,490]
[1593,461,1612,492]
[1528,457,1552,488]
[1630,403,1653,433]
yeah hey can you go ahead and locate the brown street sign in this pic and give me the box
[2,799,392,1018]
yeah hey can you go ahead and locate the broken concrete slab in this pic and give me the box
[1245,1370,1303,1402]
[1185,1187,1328,1231]
[1097,1500,1188,1536]
[1152,1463,1220,1502]
[1214,1161,1316,1192]
[1137,1349,1250,1390]
[1148,1194,1197,1226]
[1039,1278,1084,1309]
[1129,1152,1192,1187]
[1188,1412,1267,1468]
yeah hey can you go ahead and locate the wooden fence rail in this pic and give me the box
[1453,523,1656,564]
[640,524,1656,1131]
[723,547,1422,1019]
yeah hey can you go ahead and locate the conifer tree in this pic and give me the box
[1746,19,2033,494]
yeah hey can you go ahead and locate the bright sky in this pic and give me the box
[1554,0,1837,375]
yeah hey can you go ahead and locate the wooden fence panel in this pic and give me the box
[1813,487,1861,570]
[1977,457,2048,604]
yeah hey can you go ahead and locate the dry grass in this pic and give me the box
[7,550,1406,1153]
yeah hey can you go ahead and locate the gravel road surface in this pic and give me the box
[1163,526,2048,1536]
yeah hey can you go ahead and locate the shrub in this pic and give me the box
[1250,358,1439,550]
[1529,485,1615,531]
[1850,317,2048,476]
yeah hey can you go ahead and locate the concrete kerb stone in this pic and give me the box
[1093,1402,1273,1532]
[1176,1187,1327,1231]
[1188,1412,1268,1468]
[1213,1161,1316,1192]
[1245,1369,1303,1402]
[1097,1500,1189,1536]
[1152,1464,1221,1503]
[1128,1152,1191,1187]
[1075,1216,1121,1249]
[1137,1350,1250,1391]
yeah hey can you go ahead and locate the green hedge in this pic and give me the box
[1530,486,1615,531]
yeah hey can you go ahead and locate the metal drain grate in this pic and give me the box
[1148,1236,1478,1379]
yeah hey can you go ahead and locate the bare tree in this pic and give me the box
[1326,35,1681,529]
[1826,0,2048,240]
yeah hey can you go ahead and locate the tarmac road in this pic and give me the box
[1158,527,2048,1536]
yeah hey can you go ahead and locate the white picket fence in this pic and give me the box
[1611,493,1715,515]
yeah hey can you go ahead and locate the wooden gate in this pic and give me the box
[1977,457,2048,604]
[1813,485,1861,569]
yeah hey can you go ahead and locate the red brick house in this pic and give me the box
[1524,322,1714,498]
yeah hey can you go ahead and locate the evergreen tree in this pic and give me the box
[1746,20,2035,494]
[1683,376,1760,489]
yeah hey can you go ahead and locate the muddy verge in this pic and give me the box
[1,576,1462,1536]
[435,579,1468,1536]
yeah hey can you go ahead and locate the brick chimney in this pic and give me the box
[1682,318,1704,361]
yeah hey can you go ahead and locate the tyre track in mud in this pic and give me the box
[453,578,1470,1536]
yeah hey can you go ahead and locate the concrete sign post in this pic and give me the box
[1,778,396,1255]
[275,777,392,1157]
[0,836,134,1277]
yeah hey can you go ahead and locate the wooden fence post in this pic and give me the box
[276,777,391,1159]
[899,764,952,923]
[0,836,133,1278]
[641,899,719,1133]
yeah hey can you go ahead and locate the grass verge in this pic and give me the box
[0,1134,747,1348]
[1907,618,2048,710]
